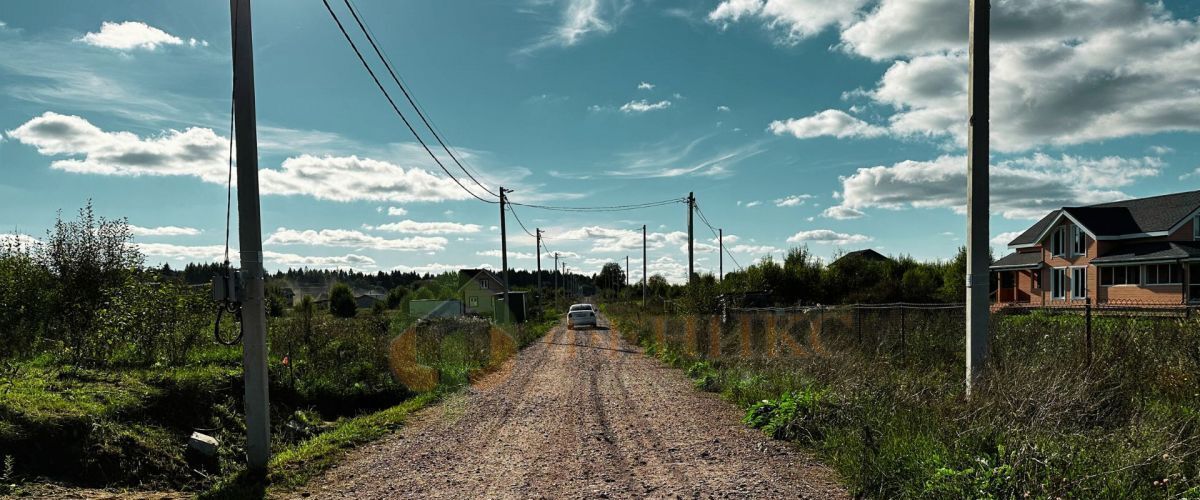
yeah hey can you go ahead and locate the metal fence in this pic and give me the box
[621,302,1200,384]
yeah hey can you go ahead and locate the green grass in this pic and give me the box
[607,306,1200,499]
[202,391,440,499]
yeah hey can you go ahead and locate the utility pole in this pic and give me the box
[499,186,512,324]
[966,0,990,397]
[230,0,270,470]
[719,228,724,281]
[536,228,542,309]
[642,225,647,308]
[687,192,695,285]
[554,252,559,297]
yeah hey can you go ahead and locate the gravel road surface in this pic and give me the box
[307,315,846,499]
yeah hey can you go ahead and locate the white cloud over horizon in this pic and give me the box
[77,21,203,51]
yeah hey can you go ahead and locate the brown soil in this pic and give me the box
[304,316,847,499]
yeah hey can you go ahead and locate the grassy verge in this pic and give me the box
[201,391,440,499]
[608,307,1200,499]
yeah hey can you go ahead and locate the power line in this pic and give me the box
[509,197,685,213]
[340,0,495,198]
[320,0,497,204]
[507,204,536,238]
[694,202,744,272]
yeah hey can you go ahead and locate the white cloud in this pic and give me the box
[6,113,476,203]
[991,231,1023,247]
[369,220,482,234]
[821,206,865,219]
[637,81,655,90]
[130,225,201,237]
[1149,145,1175,155]
[386,207,408,216]
[708,0,871,43]
[620,99,672,113]
[786,229,871,245]
[604,135,766,178]
[839,1,1200,151]
[558,226,688,253]
[731,244,779,255]
[825,153,1164,220]
[717,105,731,112]
[773,194,813,207]
[768,109,888,139]
[77,21,192,51]
[265,228,447,252]
[0,233,40,250]
[476,250,537,259]
[744,200,762,207]
[520,0,628,54]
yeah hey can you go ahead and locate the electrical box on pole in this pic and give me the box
[965,0,990,397]
[229,0,270,470]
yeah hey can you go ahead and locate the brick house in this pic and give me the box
[991,190,1200,306]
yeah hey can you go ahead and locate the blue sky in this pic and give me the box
[2,0,1199,283]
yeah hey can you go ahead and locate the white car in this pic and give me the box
[567,303,597,330]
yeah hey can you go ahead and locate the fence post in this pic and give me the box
[900,306,906,356]
[856,306,862,345]
[1084,301,1092,367]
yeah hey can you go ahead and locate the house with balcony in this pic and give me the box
[991,189,1200,306]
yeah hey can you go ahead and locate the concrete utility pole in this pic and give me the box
[687,192,695,285]
[499,186,512,323]
[642,225,647,308]
[229,0,270,470]
[536,228,542,309]
[719,228,724,281]
[966,0,990,397]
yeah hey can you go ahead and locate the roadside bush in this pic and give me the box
[0,240,52,360]
[328,283,357,318]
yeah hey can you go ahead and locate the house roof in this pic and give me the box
[1009,190,1200,246]
[1090,241,1200,265]
[990,251,1043,270]
[459,268,508,291]
[831,248,890,266]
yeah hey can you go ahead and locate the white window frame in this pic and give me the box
[469,296,479,307]
[1071,226,1087,257]
[1050,267,1067,299]
[1071,266,1088,300]
[480,279,490,290]
[1050,226,1065,257]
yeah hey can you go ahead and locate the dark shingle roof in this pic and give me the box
[990,251,1043,270]
[1008,190,1200,246]
[831,249,890,266]
[1091,241,1200,264]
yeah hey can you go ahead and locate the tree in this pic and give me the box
[329,283,357,318]
[385,286,408,309]
[597,262,626,292]
[38,201,143,364]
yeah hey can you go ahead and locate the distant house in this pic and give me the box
[831,249,891,267]
[458,269,508,316]
[354,294,384,309]
[992,189,1200,306]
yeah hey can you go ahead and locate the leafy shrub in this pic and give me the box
[328,283,357,318]
[743,388,828,443]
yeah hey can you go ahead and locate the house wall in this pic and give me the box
[462,274,505,315]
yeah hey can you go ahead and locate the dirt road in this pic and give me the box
[307,316,846,499]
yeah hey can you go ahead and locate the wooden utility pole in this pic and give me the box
[536,228,542,309]
[229,0,270,470]
[499,186,512,323]
[642,225,647,308]
[966,0,990,397]
[626,255,630,288]
[687,192,695,285]
[554,252,559,296]
[719,228,724,281]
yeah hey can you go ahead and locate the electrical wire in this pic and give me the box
[340,0,495,198]
[321,0,498,204]
[694,202,744,272]
[507,204,536,238]
[224,4,237,266]
[509,197,685,212]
